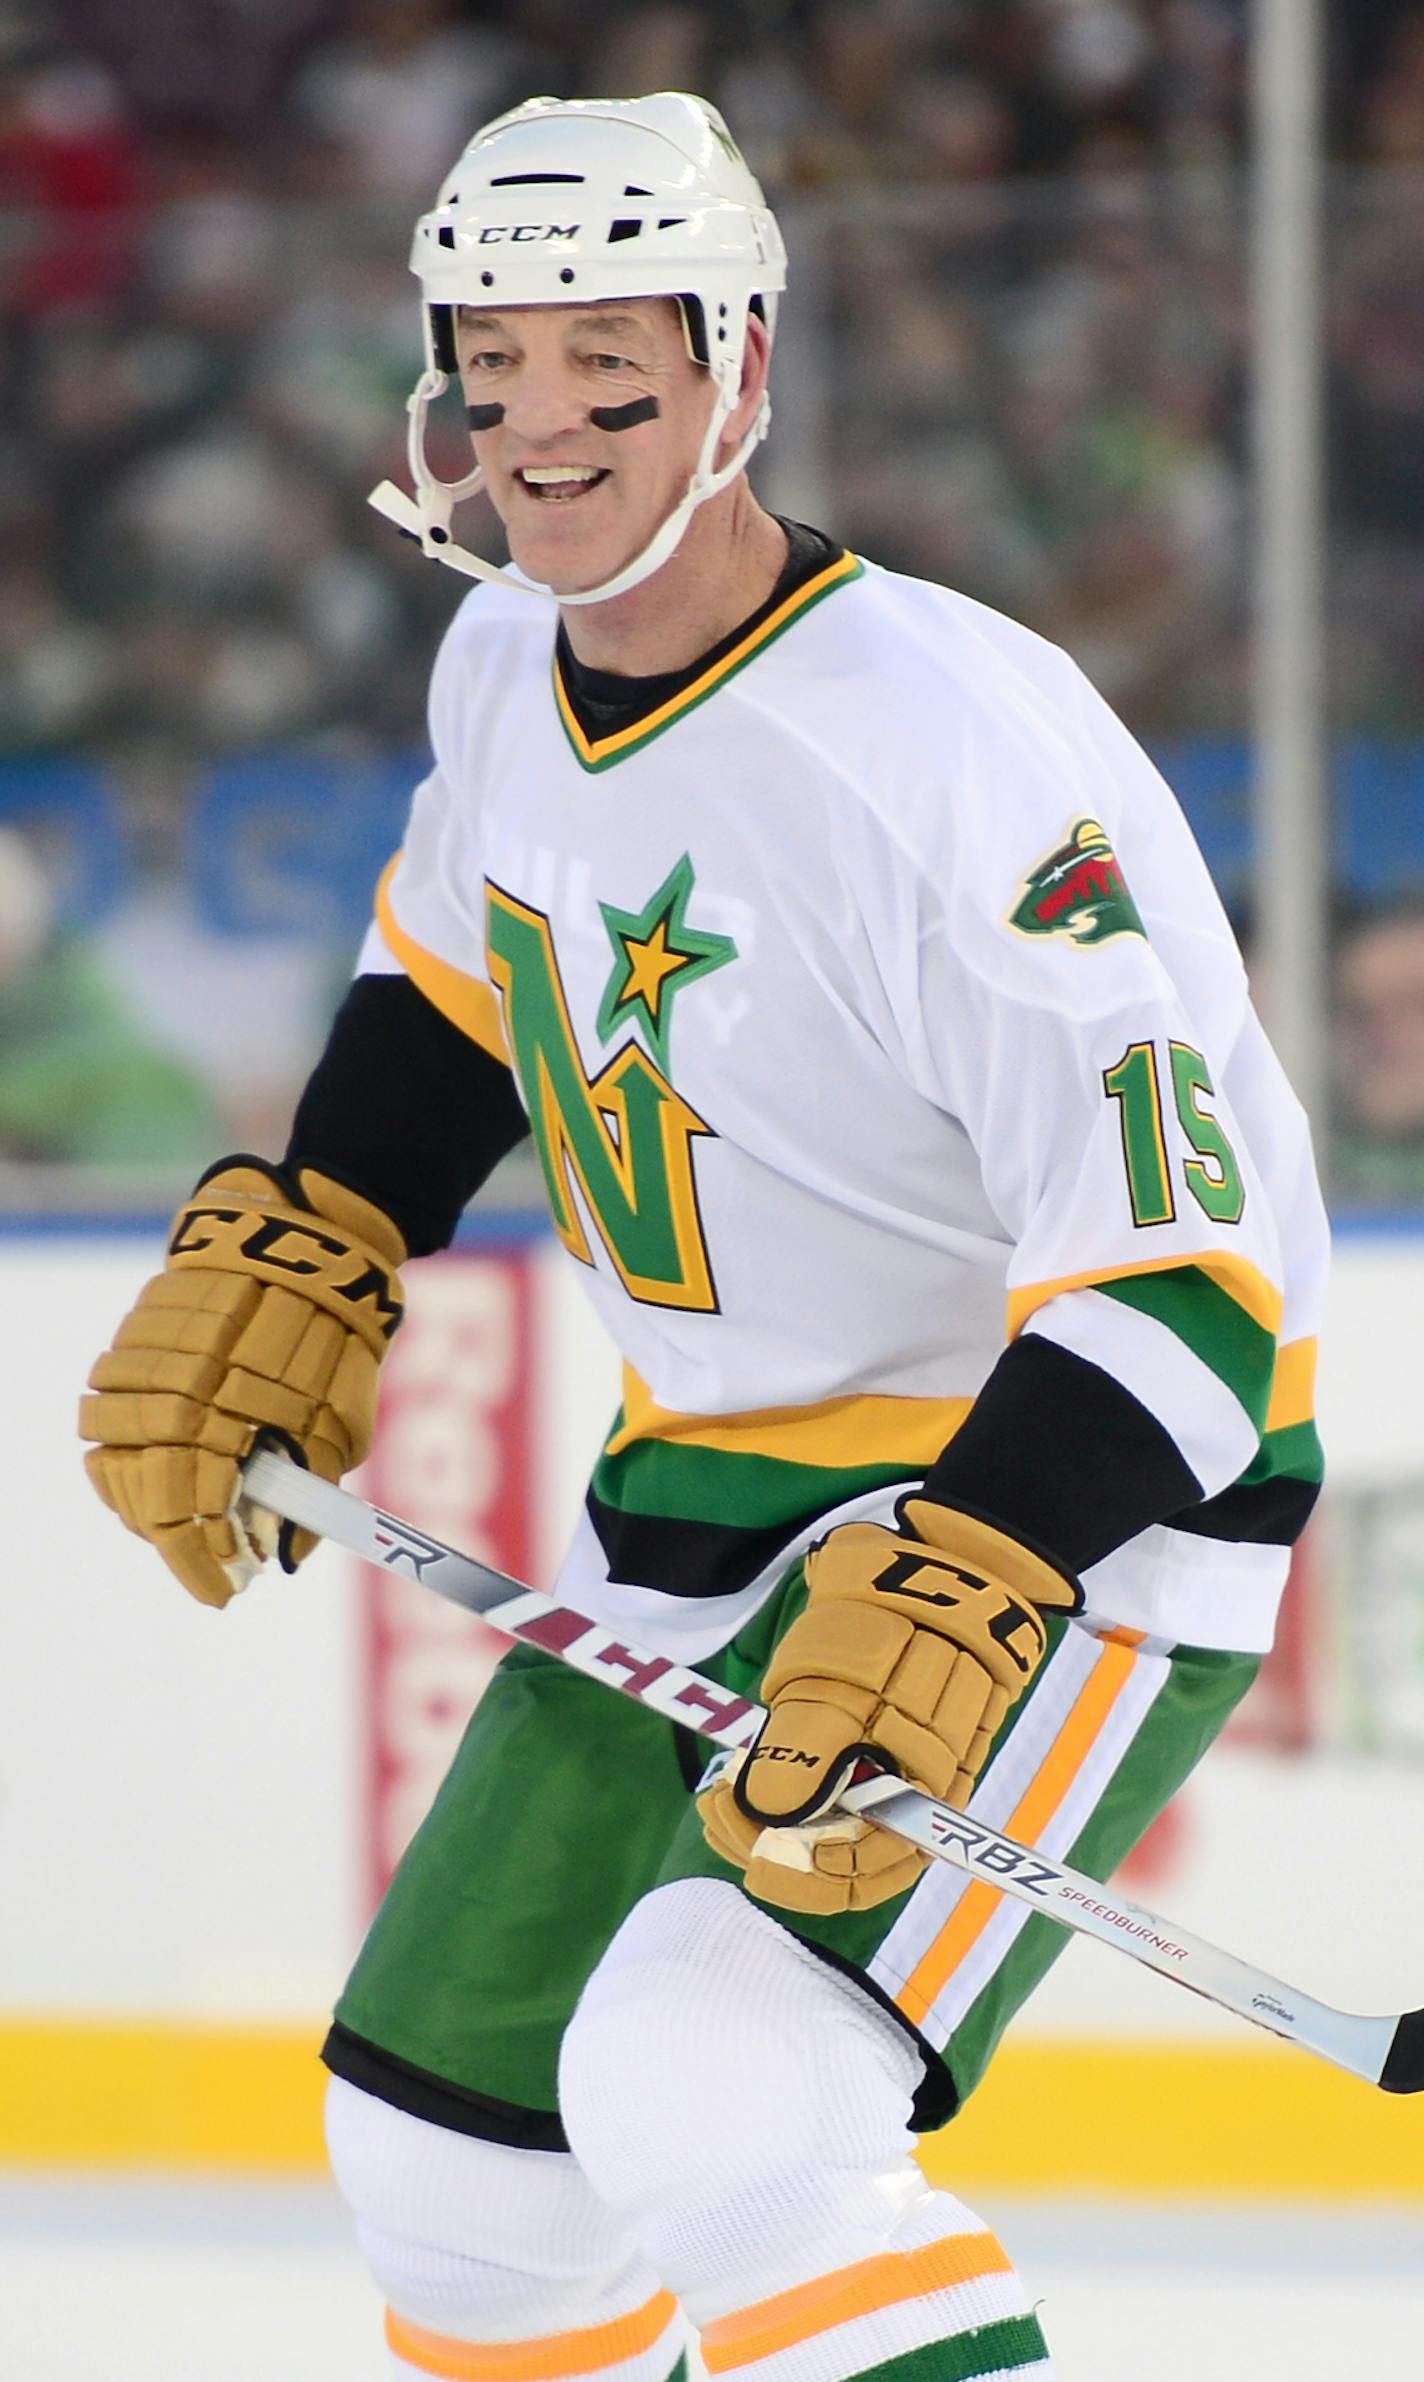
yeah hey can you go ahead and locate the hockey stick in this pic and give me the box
[242,1444,1424,2095]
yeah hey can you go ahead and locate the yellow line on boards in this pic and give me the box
[1,2022,1419,2197]
[924,2038,1424,2201]
[0,2020,328,2173]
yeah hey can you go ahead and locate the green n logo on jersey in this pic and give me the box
[487,881,722,1311]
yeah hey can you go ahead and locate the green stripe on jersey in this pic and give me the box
[1236,1414,1325,1490]
[1095,1265,1276,1429]
[843,2315,1051,2382]
[591,1419,913,1531]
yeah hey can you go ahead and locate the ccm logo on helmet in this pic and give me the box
[477,223,580,244]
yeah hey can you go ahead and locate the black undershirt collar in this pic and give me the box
[554,516,843,746]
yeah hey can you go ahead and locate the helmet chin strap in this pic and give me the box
[368,358,769,606]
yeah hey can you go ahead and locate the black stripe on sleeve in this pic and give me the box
[1167,1472,1320,1546]
[285,972,529,1258]
[584,1490,799,1603]
[919,1333,1205,1574]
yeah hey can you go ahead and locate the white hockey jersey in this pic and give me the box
[362,551,1328,1659]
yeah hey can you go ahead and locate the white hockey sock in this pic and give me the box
[559,1882,1056,2382]
[325,2076,690,2382]
[697,2191,1053,2382]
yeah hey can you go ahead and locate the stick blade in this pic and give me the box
[1379,2009,1424,2094]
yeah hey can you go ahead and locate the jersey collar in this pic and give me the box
[552,549,864,773]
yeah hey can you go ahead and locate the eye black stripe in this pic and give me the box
[590,395,660,432]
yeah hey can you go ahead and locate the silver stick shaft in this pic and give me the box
[242,1446,1417,2092]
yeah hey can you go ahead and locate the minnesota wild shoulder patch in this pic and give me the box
[1008,816,1146,948]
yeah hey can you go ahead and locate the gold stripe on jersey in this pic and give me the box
[896,1634,1143,2027]
[1266,1335,1317,1432]
[605,1366,974,1471]
[1006,1247,1284,1341]
[553,551,865,771]
[376,856,511,1064]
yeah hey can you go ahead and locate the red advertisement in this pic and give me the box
[359,1244,538,1908]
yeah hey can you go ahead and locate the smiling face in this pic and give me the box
[456,296,762,599]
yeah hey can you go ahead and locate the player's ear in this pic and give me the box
[739,311,772,407]
[722,311,772,454]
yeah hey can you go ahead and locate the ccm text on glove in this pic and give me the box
[79,1158,405,1608]
[699,1500,1082,1915]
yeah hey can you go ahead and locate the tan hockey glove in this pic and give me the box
[698,1500,1081,1916]
[79,1158,405,1609]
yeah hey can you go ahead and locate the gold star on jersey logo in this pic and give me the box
[596,853,736,1074]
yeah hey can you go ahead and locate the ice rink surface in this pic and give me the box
[2,2177,1421,2382]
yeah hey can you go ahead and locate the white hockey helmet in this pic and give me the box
[369,92,788,606]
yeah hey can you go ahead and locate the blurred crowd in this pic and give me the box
[0,0,1422,1193]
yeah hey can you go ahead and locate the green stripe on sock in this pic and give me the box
[839,2313,1050,2382]
[590,1430,912,1529]
[1096,1266,1276,1429]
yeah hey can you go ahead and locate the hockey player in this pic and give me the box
[81,94,1328,2382]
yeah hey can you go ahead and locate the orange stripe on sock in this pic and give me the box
[386,2291,679,2380]
[896,1639,1139,2028]
[700,2232,1011,2372]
